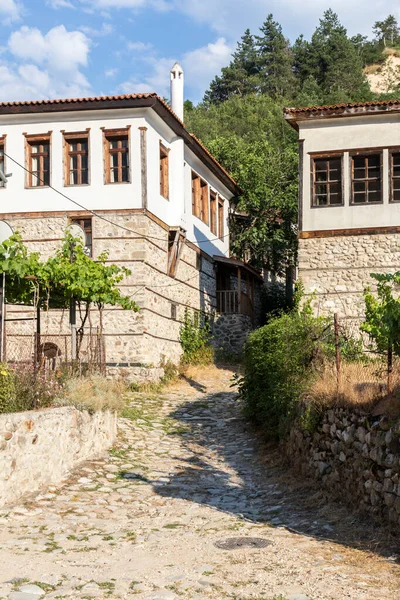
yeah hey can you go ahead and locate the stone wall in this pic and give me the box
[285,407,400,529]
[298,233,400,321]
[212,314,253,356]
[0,407,117,508]
[2,210,218,380]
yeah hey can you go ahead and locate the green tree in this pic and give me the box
[255,14,297,98]
[204,29,260,104]
[373,15,400,47]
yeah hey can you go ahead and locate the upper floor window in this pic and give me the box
[192,170,209,224]
[26,135,51,187]
[312,155,342,207]
[210,190,217,235]
[351,153,382,204]
[390,151,400,202]
[0,138,5,189]
[160,143,169,199]
[104,128,130,184]
[64,133,89,186]
[218,197,224,239]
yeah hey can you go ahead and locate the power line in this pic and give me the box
[3,151,231,245]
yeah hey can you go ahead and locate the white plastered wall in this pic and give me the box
[299,112,400,232]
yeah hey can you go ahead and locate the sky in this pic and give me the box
[0,1,399,104]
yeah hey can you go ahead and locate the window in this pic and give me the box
[64,133,89,186]
[104,129,130,184]
[390,151,400,202]
[69,217,93,257]
[218,197,224,239]
[160,143,169,199]
[0,138,5,189]
[171,303,177,320]
[200,181,209,224]
[351,153,382,204]
[192,171,201,218]
[312,155,342,207]
[196,252,202,271]
[210,190,217,235]
[26,136,51,187]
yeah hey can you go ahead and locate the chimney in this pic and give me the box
[170,62,184,121]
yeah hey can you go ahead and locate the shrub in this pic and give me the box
[238,304,331,438]
[0,363,64,414]
[179,309,213,365]
[0,363,17,413]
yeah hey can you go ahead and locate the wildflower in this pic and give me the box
[1,371,7,376]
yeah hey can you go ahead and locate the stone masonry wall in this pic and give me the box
[286,407,400,530]
[212,314,253,357]
[0,407,117,508]
[299,233,400,322]
[2,211,217,380]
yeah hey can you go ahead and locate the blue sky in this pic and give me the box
[0,1,399,104]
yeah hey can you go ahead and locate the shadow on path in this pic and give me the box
[151,388,400,562]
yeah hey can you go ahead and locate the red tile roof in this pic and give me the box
[284,98,400,121]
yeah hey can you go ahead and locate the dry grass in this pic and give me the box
[306,361,398,410]
[55,375,127,412]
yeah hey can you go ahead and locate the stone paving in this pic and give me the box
[0,367,399,600]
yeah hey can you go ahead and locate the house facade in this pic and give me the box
[0,64,260,378]
[284,99,400,327]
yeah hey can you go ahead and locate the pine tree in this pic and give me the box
[255,14,297,98]
[204,29,260,104]
[373,15,400,47]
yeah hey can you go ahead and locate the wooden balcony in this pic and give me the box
[216,290,254,317]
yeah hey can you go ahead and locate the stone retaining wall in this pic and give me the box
[0,407,117,508]
[212,314,253,356]
[285,407,400,529]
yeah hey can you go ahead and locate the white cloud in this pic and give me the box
[8,25,90,72]
[127,41,153,52]
[47,0,75,8]
[0,0,22,23]
[79,22,114,36]
[105,67,118,77]
[119,37,232,101]
[0,25,92,101]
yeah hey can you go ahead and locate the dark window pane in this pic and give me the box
[368,155,380,168]
[354,181,365,192]
[330,183,340,195]
[70,171,78,185]
[111,154,119,168]
[122,152,129,168]
[368,166,380,179]
[353,193,366,203]
[44,157,49,173]
[369,180,380,192]
[121,138,128,148]
[316,195,327,206]
[353,168,366,179]
[328,169,340,181]
[329,158,341,171]
[121,167,129,182]
[368,191,380,203]
[316,171,327,182]
[81,170,88,185]
[315,160,327,171]
[353,157,365,169]
[43,171,50,186]
[81,155,88,170]
[393,153,400,166]
[394,189,400,202]
[394,180,400,191]
[80,141,88,152]
[316,184,327,195]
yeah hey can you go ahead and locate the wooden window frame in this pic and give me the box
[0,136,6,190]
[168,227,186,278]
[350,150,383,206]
[210,190,217,235]
[25,133,52,189]
[63,130,90,187]
[389,148,400,203]
[200,180,209,225]
[160,142,170,199]
[218,197,225,240]
[103,127,131,185]
[69,215,93,257]
[310,153,344,208]
[192,171,201,218]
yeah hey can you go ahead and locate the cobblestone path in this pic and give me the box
[0,368,398,600]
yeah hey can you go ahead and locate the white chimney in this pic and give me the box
[170,62,184,121]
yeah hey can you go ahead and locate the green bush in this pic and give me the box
[0,363,17,413]
[238,304,331,438]
[179,309,213,365]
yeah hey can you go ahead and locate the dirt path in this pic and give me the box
[0,367,398,600]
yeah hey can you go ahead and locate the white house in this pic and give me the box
[0,64,260,378]
[285,99,400,325]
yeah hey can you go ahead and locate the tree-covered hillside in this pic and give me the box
[185,10,400,275]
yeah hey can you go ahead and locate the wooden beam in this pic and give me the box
[299,225,400,239]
